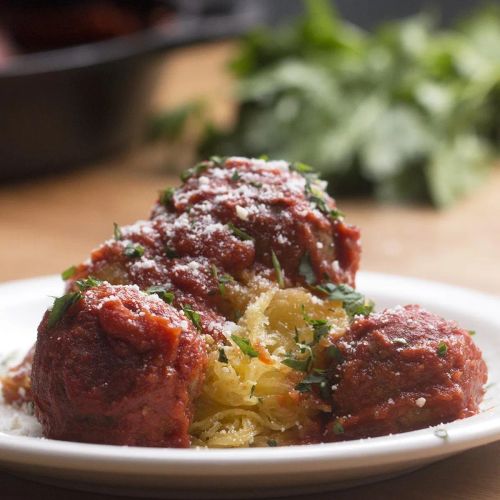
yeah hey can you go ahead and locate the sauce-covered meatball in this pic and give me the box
[326,305,487,440]
[70,157,361,339]
[32,282,207,447]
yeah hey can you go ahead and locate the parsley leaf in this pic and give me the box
[315,283,374,317]
[437,341,448,357]
[181,161,209,182]
[231,170,241,182]
[75,276,103,291]
[281,355,311,372]
[165,246,178,259]
[228,222,253,241]
[159,187,175,207]
[218,347,229,364]
[326,345,343,362]
[295,369,331,400]
[211,265,234,296]
[271,251,284,288]
[267,439,278,447]
[231,334,259,357]
[329,208,345,220]
[147,286,175,305]
[182,305,202,331]
[123,243,145,259]
[61,265,76,281]
[299,253,316,285]
[302,307,331,343]
[47,292,81,329]
[332,420,344,435]
[113,222,123,241]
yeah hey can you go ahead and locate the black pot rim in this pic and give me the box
[0,6,263,78]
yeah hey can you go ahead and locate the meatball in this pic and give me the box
[326,305,487,440]
[71,157,360,294]
[32,283,207,447]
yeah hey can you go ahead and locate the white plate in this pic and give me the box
[0,272,498,499]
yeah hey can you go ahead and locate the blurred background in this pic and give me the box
[0,0,499,295]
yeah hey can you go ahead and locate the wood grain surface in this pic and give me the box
[0,42,498,500]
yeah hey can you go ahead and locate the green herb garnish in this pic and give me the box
[227,222,253,241]
[271,251,284,288]
[231,170,241,182]
[468,330,476,336]
[332,420,344,435]
[302,307,331,343]
[182,305,202,331]
[290,161,316,175]
[113,222,123,241]
[180,161,209,182]
[326,345,343,362]
[211,265,234,295]
[437,341,448,357]
[123,243,145,259]
[75,276,103,291]
[165,247,178,259]
[47,292,81,329]
[298,253,316,285]
[159,187,175,207]
[218,347,229,364]
[267,439,278,447]
[147,286,175,305]
[316,283,374,317]
[329,208,345,220]
[281,355,311,372]
[231,334,259,358]
[250,384,256,398]
[295,369,330,400]
[61,265,76,281]
[249,181,263,188]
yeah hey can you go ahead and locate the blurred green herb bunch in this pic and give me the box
[152,0,500,207]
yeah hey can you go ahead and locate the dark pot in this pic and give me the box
[0,2,263,181]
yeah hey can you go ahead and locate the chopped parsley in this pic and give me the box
[231,334,258,358]
[227,222,253,241]
[231,170,241,182]
[326,345,343,362]
[259,154,269,161]
[332,420,345,435]
[302,307,331,343]
[295,369,330,400]
[182,305,202,330]
[123,243,145,259]
[329,208,345,220]
[61,265,76,281]
[165,246,178,259]
[271,251,284,288]
[47,291,81,329]
[267,439,278,447]
[180,161,209,182]
[437,341,448,357]
[218,347,229,364]
[159,187,175,207]
[75,276,103,291]
[290,161,316,175]
[315,283,374,317]
[209,155,225,166]
[211,265,234,295]
[468,329,476,336]
[249,181,263,188]
[146,286,175,305]
[281,355,311,372]
[113,222,123,241]
[298,253,316,285]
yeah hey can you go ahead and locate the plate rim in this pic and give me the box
[0,271,499,476]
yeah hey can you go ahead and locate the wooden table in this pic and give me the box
[0,42,499,500]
